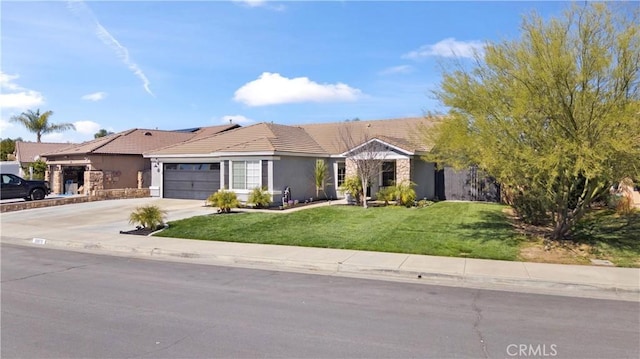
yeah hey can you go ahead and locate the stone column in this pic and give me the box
[85,170,104,195]
[346,158,358,178]
[51,166,63,194]
[396,158,411,184]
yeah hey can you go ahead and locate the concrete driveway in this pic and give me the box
[0,198,211,239]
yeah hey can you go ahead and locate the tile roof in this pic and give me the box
[42,124,238,157]
[14,142,74,163]
[147,123,327,156]
[299,117,436,154]
[147,117,438,157]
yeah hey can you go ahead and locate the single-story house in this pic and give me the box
[14,141,72,179]
[42,124,239,195]
[144,117,439,204]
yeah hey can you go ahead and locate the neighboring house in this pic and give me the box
[14,141,72,178]
[42,124,239,195]
[144,117,438,203]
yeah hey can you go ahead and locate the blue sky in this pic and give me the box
[1,0,572,143]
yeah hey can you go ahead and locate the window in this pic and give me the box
[232,160,260,190]
[337,162,346,187]
[381,161,395,187]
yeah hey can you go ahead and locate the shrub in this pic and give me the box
[129,205,167,230]
[248,187,272,208]
[376,186,396,205]
[339,176,363,205]
[313,159,331,199]
[395,181,417,207]
[207,189,239,213]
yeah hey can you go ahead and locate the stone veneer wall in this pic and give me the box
[50,167,63,195]
[85,170,104,195]
[346,158,358,178]
[396,158,411,184]
[0,188,151,213]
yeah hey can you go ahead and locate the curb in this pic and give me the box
[3,236,638,302]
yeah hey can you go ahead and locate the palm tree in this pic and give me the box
[10,109,75,142]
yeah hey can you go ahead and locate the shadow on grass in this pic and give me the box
[457,209,519,244]
[572,210,640,252]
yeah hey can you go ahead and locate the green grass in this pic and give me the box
[156,202,523,261]
[572,209,640,267]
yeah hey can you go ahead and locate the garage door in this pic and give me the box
[163,163,220,200]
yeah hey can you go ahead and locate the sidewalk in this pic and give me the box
[1,198,638,301]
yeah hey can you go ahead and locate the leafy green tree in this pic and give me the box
[1,137,21,161]
[128,205,167,230]
[94,129,114,138]
[10,109,75,142]
[207,189,239,213]
[426,3,640,239]
[25,159,47,180]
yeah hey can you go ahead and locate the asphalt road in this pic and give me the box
[2,244,639,359]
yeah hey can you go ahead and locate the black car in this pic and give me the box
[0,173,51,201]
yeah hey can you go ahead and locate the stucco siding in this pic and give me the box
[412,158,436,200]
[89,155,149,190]
[272,156,318,204]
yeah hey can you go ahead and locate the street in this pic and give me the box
[2,244,639,359]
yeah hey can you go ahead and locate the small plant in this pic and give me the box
[207,189,239,213]
[129,205,167,230]
[248,187,272,208]
[395,181,417,207]
[313,159,331,199]
[376,186,396,205]
[340,176,363,205]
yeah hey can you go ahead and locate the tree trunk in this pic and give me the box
[361,178,368,209]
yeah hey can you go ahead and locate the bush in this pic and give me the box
[248,187,271,208]
[129,205,167,230]
[376,186,396,205]
[207,189,239,213]
[417,199,434,208]
[340,176,363,205]
[395,181,417,207]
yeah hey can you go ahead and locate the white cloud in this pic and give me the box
[0,71,45,110]
[379,65,414,76]
[233,0,266,7]
[67,1,153,96]
[232,0,284,10]
[0,72,22,91]
[234,72,362,106]
[73,120,101,135]
[81,92,107,101]
[220,115,254,125]
[403,38,485,60]
[0,119,14,132]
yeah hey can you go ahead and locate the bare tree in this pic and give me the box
[338,123,388,208]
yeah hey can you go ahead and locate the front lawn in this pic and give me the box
[572,209,640,267]
[156,202,523,261]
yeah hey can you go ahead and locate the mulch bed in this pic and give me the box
[120,226,163,236]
